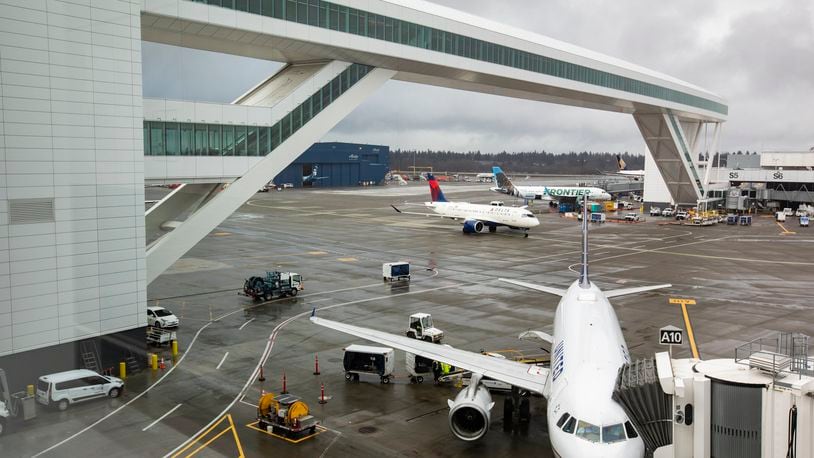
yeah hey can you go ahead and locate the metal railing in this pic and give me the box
[735,332,811,379]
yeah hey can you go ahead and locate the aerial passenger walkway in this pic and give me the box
[141,0,727,282]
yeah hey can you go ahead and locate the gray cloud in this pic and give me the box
[142,1,813,154]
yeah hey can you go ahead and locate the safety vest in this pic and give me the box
[440,362,452,374]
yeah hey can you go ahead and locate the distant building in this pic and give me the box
[273,142,389,188]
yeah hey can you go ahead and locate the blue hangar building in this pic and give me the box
[274,142,389,187]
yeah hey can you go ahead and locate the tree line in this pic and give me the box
[390,150,644,174]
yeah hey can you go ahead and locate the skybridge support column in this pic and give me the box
[146,65,396,284]
[633,113,704,206]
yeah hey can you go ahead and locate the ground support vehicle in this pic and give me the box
[650,207,662,216]
[343,345,395,384]
[36,369,123,411]
[739,215,753,226]
[382,262,410,282]
[405,352,434,384]
[776,211,787,222]
[147,327,177,346]
[590,213,606,223]
[406,313,444,343]
[0,369,35,436]
[801,216,810,227]
[241,271,303,301]
[256,393,318,439]
[726,214,738,225]
[624,213,640,222]
[662,208,674,217]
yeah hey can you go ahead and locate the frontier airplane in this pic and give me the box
[391,174,540,236]
[313,196,671,457]
[491,166,612,202]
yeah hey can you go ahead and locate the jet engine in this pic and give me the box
[462,220,485,233]
[447,374,494,441]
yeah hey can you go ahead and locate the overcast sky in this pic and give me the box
[142,0,813,154]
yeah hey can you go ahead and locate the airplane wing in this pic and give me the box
[391,205,456,219]
[604,283,672,298]
[499,278,567,297]
[310,316,549,395]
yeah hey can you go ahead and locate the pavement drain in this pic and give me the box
[358,426,378,434]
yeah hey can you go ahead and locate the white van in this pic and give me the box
[36,369,124,411]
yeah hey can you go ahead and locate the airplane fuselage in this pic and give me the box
[494,185,612,202]
[545,281,644,457]
[426,202,540,229]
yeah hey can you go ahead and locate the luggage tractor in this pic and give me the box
[406,313,444,343]
[242,271,303,301]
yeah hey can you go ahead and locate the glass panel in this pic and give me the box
[562,416,576,434]
[285,0,295,21]
[222,125,234,156]
[348,8,357,34]
[296,0,306,23]
[308,1,318,26]
[557,413,570,428]
[235,125,247,156]
[337,5,347,31]
[602,424,626,443]
[624,421,638,439]
[272,0,283,18]
[576,420,600,443]
[258,126,269,155]
[310,92,321,116]
[261,0,274,16]
[247,126,258,156]
[150,122,164,156]
[301,99,312,124]
[208,124,220,156]
[249,0,261,14]
[291,105,302,132]
[235,0,247,11]
[180,123,193,156]
[195,124,207,155]
[270,123,280,149]
[143,123,149,155]
[280,115,290,141]
[165,123,179,156]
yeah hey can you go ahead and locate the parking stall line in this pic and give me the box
[216,352,230,370]
[143,404,183,432]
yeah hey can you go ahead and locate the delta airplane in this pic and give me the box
[312,196,671,457]
[391,174,539,237]
[491,166,612,201]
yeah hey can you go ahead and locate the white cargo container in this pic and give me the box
[382,262,410,282]
[343,345,395,384]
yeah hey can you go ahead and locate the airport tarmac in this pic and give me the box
[4,182,814,458]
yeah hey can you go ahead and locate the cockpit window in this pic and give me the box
[602,424,626,443]
[575,420,601,443]
[562,416,576,434]
[624,421,639,439]
[556,413,570,428]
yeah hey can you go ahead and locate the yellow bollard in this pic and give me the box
[120,362,127,380]
[151,353,158,370]
[27,384,34,397]
[171,340,178,357]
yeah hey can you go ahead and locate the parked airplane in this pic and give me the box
[391,174,539,236]
[312,196,671,457]
[491,166,612,201]
[609,155,645,180]
[303,165,329,184]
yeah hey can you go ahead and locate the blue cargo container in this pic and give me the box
[272,142,389,188]
[559,202,575,213]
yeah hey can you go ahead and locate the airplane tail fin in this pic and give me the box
[616,154,627,171]
[427,174,448,202]
[491,166,517,195]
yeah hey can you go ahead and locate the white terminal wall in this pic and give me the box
[0,0,146,356]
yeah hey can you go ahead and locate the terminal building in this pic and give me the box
[643,148,814,211]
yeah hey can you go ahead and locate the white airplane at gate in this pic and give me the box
[312,196,671,457]
[491,166,612,202]
[391,174,539,236]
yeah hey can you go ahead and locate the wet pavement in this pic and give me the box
[3,181,814,457]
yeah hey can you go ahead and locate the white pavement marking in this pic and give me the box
[238,318,255,330]
[216,352,230,370]
[164,283,463,458]
[142,404,183,432]
[32,321,214,458]
[319,430,343,458]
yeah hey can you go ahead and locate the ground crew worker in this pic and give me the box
[432,360,442,383]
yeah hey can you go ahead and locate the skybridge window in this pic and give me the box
[575,420,600,443]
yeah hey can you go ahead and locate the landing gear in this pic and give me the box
[524,230,529,238]
[503,386,531,433]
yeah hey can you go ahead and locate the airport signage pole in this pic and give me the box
[659,325,684,359]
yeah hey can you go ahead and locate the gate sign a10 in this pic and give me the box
[659,325,684,346]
